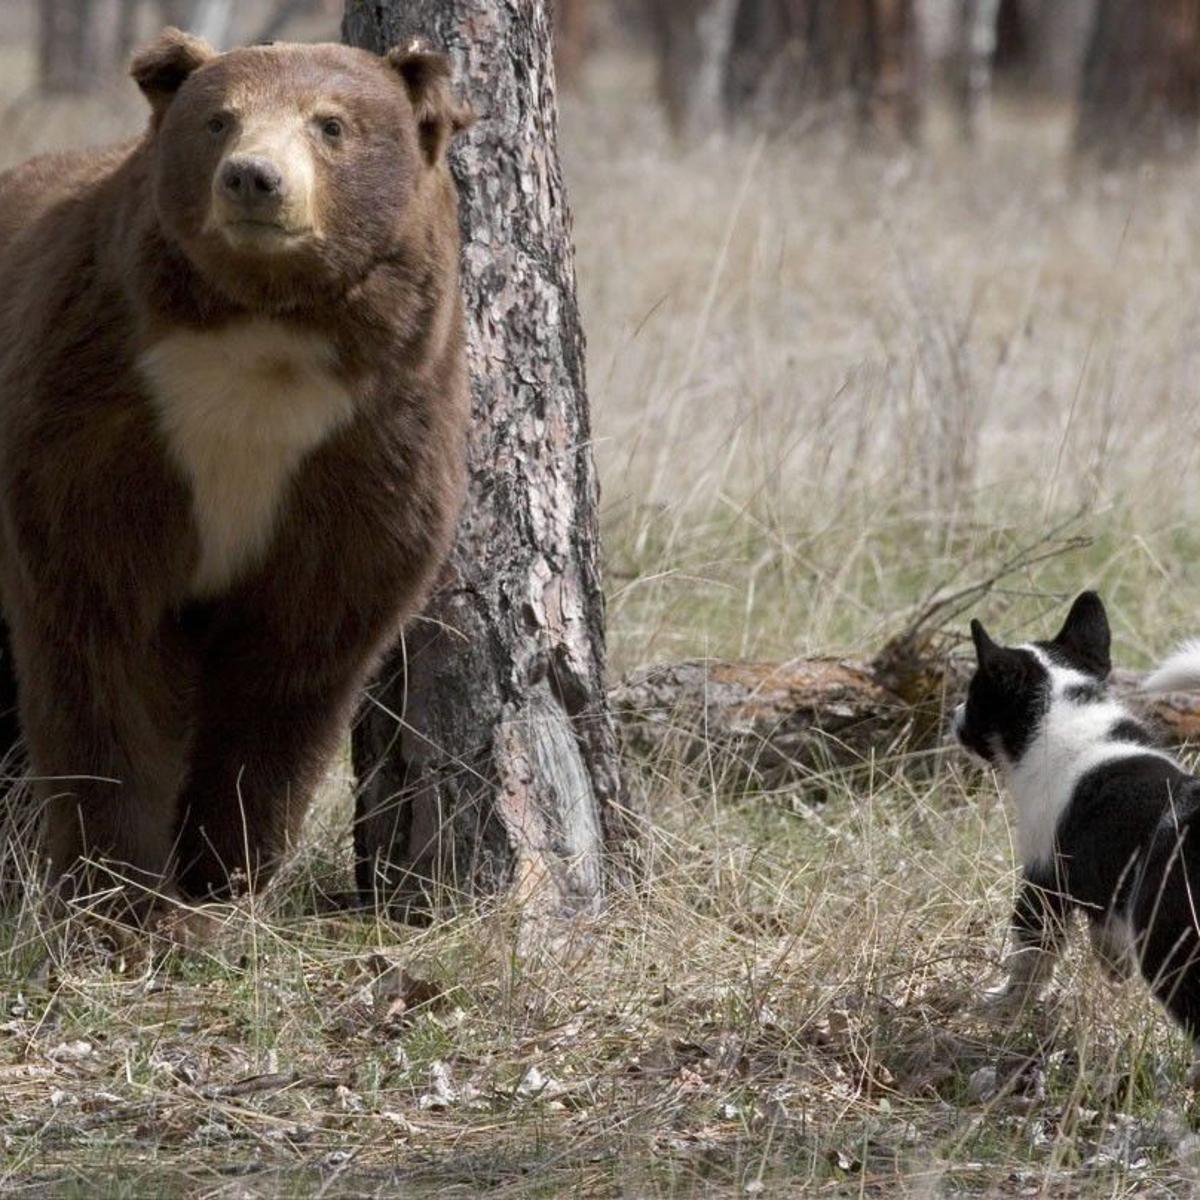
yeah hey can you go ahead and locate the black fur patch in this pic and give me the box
[956,645,1047,764]
[1108,718,1158,747]
[1042,590,1112,679]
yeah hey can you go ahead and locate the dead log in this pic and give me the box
[612,657,1200,787]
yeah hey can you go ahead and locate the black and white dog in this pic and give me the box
[955,591,1200,1078]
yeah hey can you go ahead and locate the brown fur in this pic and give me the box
[0,30,471,916]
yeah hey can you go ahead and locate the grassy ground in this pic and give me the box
[5,27,1200,1199]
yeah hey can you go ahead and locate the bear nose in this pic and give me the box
[219,156,284,210]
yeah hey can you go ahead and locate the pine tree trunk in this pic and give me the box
[725,0,809,130]
[342,0,633,918]
[1076,0,1200,163]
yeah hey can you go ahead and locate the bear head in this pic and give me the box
[130,29,472,311]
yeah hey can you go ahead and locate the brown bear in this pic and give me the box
[0,29,472,923]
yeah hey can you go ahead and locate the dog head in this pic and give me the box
[954,591,1112,768]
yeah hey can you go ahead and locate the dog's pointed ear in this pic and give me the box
[971,619,1002,671]
[131,28,215,120]
[387,40,475,165]
[1051,591,1111,678]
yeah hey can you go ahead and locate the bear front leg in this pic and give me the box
[173,646,368,900]
[982,870,1069,1019]
[14,620,192,924]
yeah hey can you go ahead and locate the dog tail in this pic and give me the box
[1142,638,1200,693]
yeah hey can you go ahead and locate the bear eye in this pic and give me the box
[320,117,344,140]
[207,115,228,135]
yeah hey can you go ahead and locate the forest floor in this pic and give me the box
[6,25,1200,1200]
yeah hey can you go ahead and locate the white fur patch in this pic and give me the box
[1142,638,1200,694]
[142,320,355,597]
[1005,646,1176,869]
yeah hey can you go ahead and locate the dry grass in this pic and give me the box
[5,25,1200,1199]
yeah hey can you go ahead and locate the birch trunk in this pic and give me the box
[342,0,633,917]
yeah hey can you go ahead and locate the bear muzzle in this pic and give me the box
[209,118,318,249]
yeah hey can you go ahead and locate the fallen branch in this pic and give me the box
[611,657,1200,787]
[610,521,1200,787]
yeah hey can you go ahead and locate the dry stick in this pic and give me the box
[614,515,1200,789]
[877,510,1093,666]
[3,1071,347,1143]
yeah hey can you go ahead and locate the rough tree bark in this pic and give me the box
[342,0,633,917]
[1076,0,1200,163]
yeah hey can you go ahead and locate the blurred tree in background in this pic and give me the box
[646,0,738,143]
[644,0,922,144]
[38,0,111,93]
[727,0,923,140]
[553,0,593,88]
[34,0,332,92]
[552,0,1198,167]
[1077,0,1200,163]
[29,0,1200,169]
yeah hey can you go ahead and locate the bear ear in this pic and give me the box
[1050,590,1112,678]
[386,40,475,165]
[131,28,215,119]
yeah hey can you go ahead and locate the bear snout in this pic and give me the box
[209,116,319,245]
[220,156,285,209]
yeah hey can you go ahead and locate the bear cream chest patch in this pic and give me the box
[140,320,356,597]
